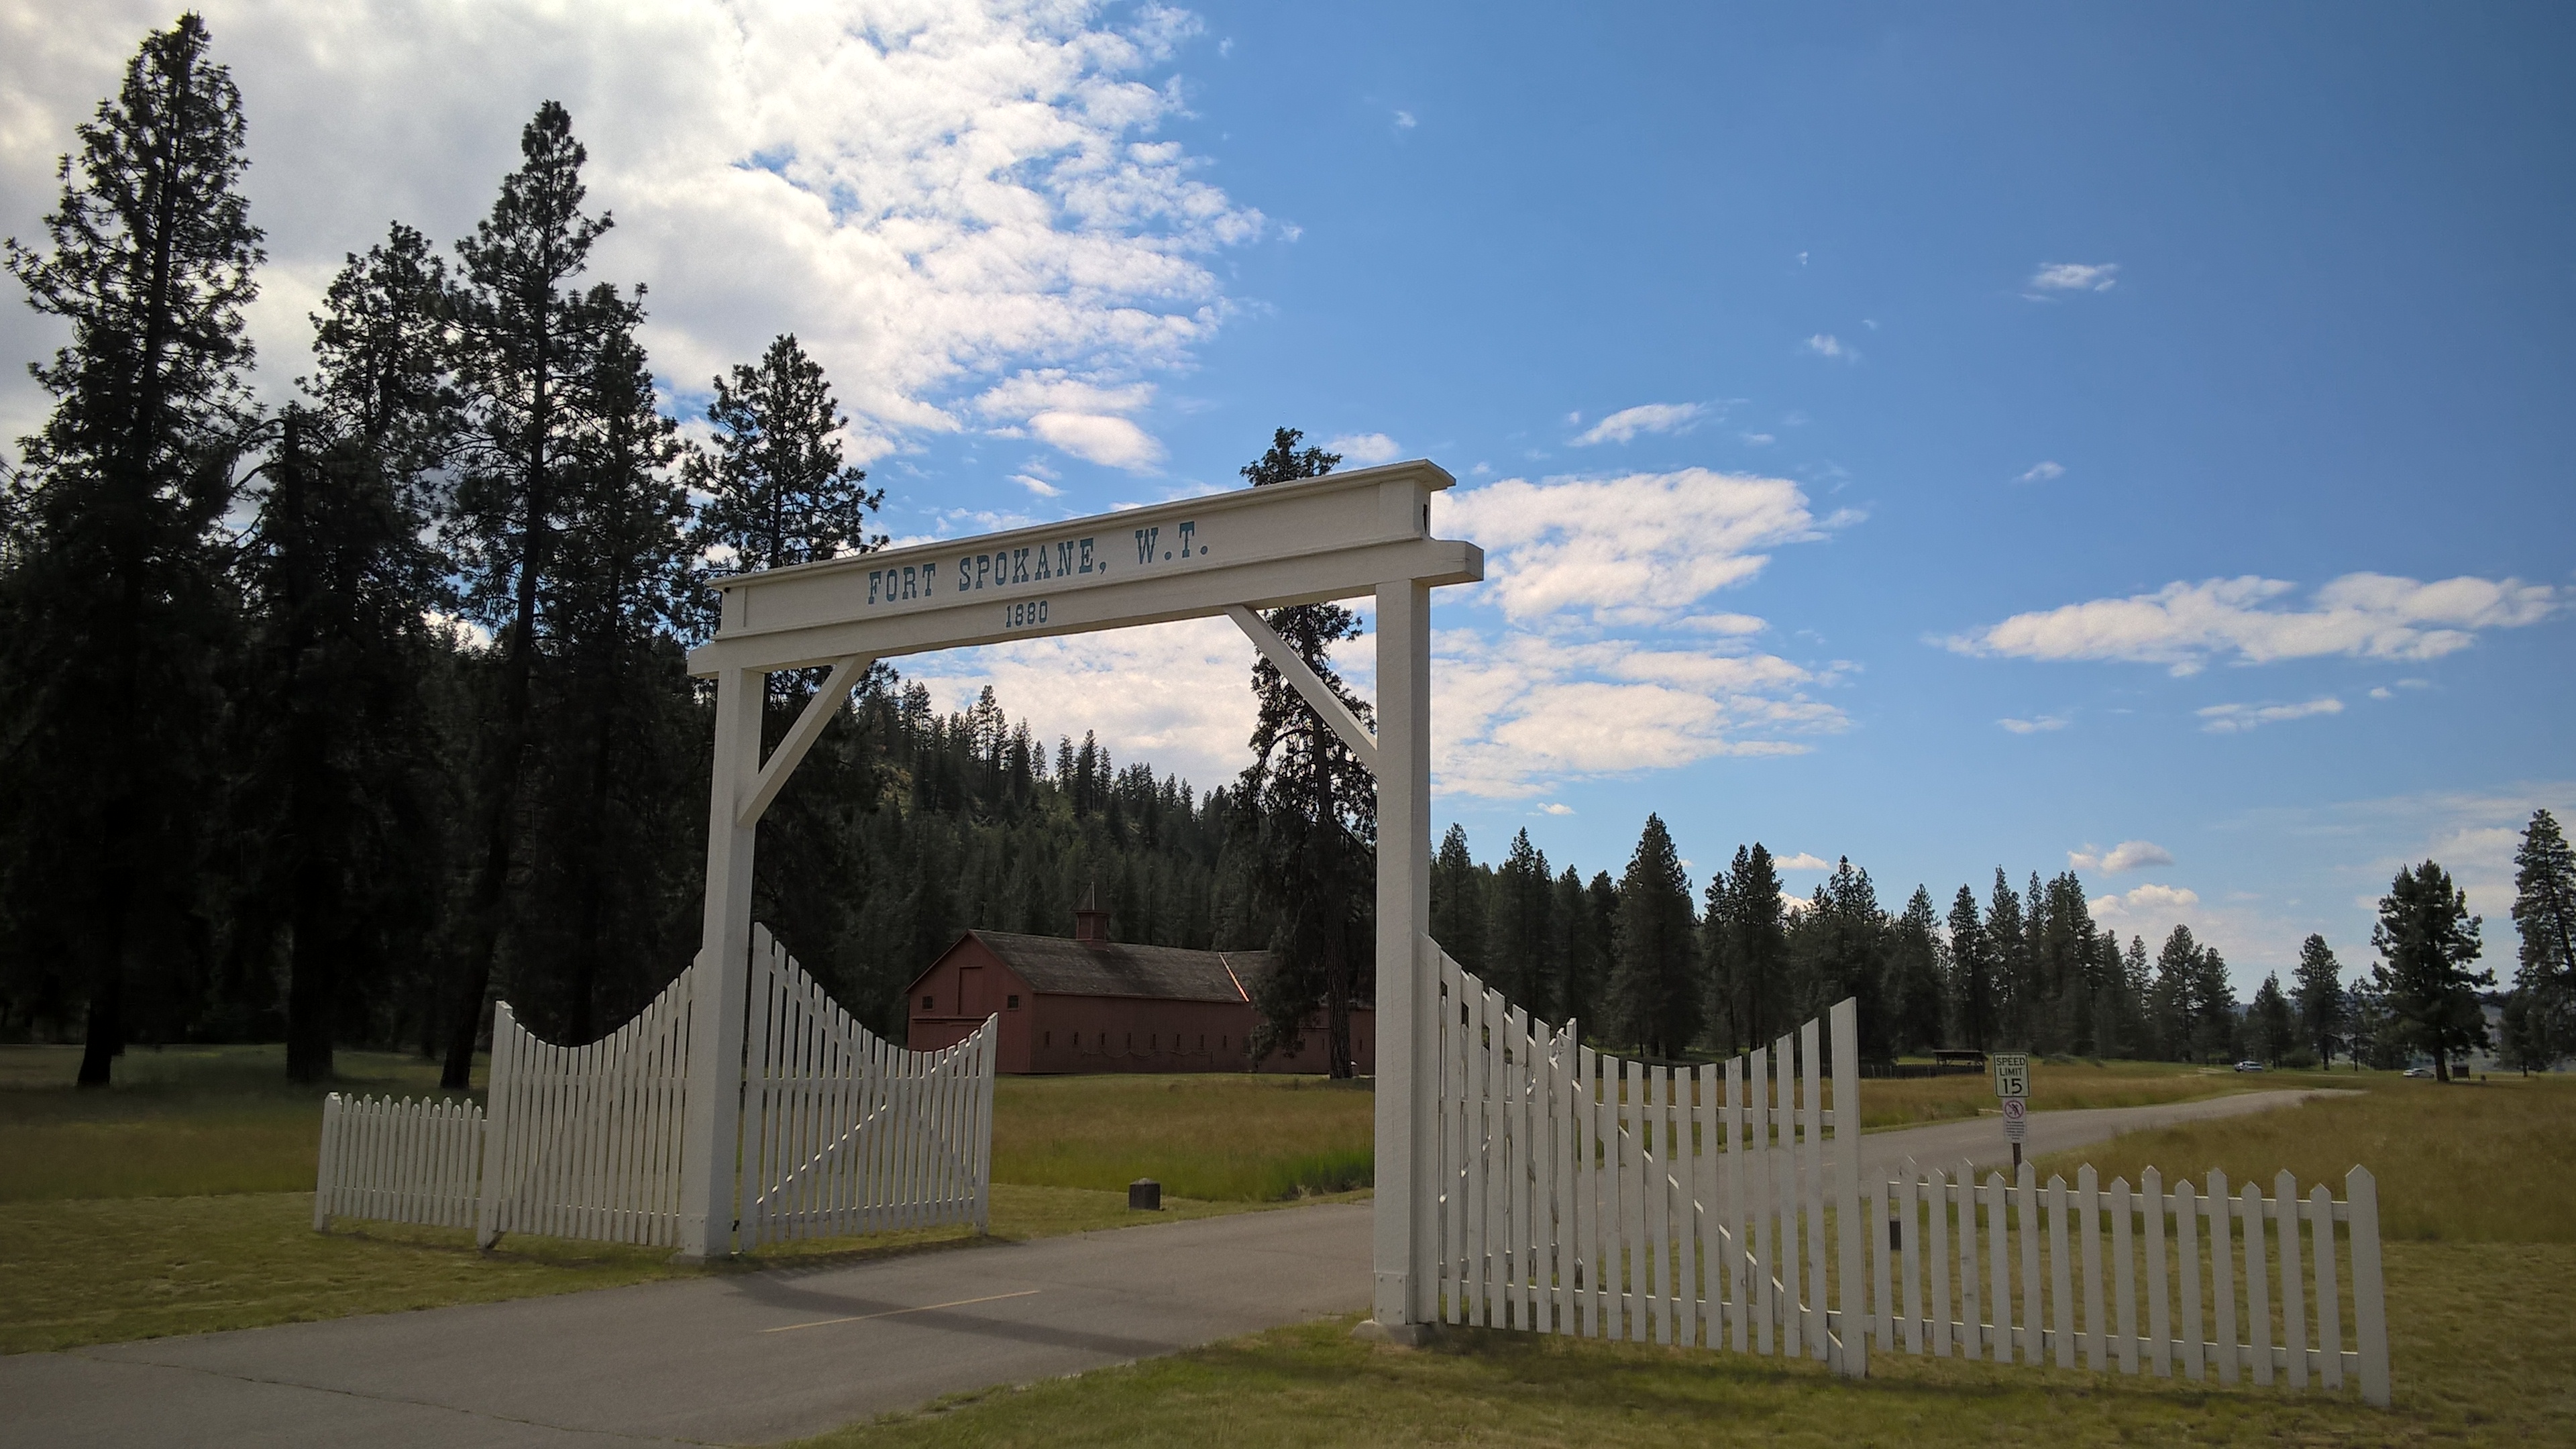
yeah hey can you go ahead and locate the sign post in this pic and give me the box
[1992,1051,2030,1171]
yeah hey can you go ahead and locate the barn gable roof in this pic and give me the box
[962,929,1275,1004]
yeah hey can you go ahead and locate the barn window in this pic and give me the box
[1006,994,1020,1009]
[920,994,934,1010]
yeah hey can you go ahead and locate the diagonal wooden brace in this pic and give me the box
[1226,604,1379,775]
[736,655,869,829]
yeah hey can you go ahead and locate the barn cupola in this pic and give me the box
[1073,881,1110,947]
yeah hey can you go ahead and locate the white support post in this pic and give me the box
[1369,577,1435,1335]
[677,663,763,1262]
[1225,605,1380,772]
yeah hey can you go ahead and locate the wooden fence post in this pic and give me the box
[2348,1165,2389,1407]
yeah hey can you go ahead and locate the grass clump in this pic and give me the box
[991,1073,1373,1201]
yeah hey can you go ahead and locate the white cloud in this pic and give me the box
[1772,851,1831,871]
[2029,262,2118,293]
[2016,460,2065,484]
[1539,802,1574,816]
[1027,411,1165,470]
[1,1,1258,459]
[1739,432,1775,446]
[1393,109,1416,129]
[1326,431,1402,464]
[1998,714,2069,734]
[1010,473,1063,498]
[1803,333,1851,360]
[1945,572,2558,675]
[1424,468,1846,798]
[1436,468,1825,628]
[2070,840,2176,873]
[2197,697,2344,734]
[1572,402,1707,446]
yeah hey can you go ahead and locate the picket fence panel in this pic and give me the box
[1868,1158,2391,1405]
[739,925,996,1248]
[475,963,698,1248]
[1434,949,1870,1376]
[313,1092,486,1231]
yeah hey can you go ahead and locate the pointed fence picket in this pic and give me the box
[1868,1159,2390,1405]
[1433,949,1871,1375]
[739,925,996,1247]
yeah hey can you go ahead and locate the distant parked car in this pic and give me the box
[2402,1066,2433,1078]
[2233,1060,2265,1072]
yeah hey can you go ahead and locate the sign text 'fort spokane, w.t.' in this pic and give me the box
[685,459,1483,676]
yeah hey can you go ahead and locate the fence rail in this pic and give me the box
[1870,1160,2390,1405]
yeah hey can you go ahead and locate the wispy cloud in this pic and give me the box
[1393,109,1417,129]
[2070,840,2176,873]
[1803,333,1853,360]
[1539,802,1575,816]
[1998,714,2070,734]
[2015,460,2065,484]
[2028,262,2119,294]
[1773,851,1832,871]
[2198,698,2344,734]
[1944,573,2559,676]
[1573,402,1708,446]
[1010,473,1063,497]
[1326,431,1401,464]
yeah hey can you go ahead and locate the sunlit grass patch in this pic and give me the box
[991,1073,1375,1200]
[2031,1072,2576,1244]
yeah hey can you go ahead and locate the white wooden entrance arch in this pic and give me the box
[681,459,1483,1335]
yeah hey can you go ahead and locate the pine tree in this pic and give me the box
[686,332,883,580]
[1486,828,1554,1018]
[2190,945,2237,1062]
[1945,885,1995,1051]
[1232,429,1371,1077]
[1430,824,1485,974]
[2290,934,2347,1067]
[1792,857,1890,1059]
[1606,814,1697,1057]
[1554,865,1605,1032]
[2508,809,2576,1060]
[2150,925,2200,1061]
[437,101,625,1087]
[2247,973,2295,1065]
[2370,859,2493,1081]
[1725,845,1788,1049]
[1984,871,2027,1049]
[1884,886,1947,1057]
[1,15,262,1084]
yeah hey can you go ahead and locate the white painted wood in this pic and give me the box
[2110,1176,2137,1373]
[2309,1184,2343,1390]
[1986,1171,2011,1362]
[2143,1167,2172,1377]
[1225,605,1378,771]
[2244,1183,2273,1385]
[2349,1165,2390,1407]
[2176,1176,2203,1381]
[2276,1170,2307,1389]
[2017,1163,2042,1364]
[2208,1169,2238,1385]
[2079,1165,2106,1371]
[1830,999,1865,1376]
[2050,1173,2076,1368]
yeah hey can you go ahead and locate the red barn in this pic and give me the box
[904,902,1375,1075]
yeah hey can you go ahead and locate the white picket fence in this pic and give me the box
[313,927,996,1254]
[1436,952,1872,1373]
[312,1093,486,1231]
[1436,951,2392,1403]
[739,924,996,1246]
[1871,1160,2390,1405]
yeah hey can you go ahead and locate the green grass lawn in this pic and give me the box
[0,1042,1374,1353]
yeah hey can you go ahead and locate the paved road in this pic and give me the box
[1,1203,1373,1448]
[1856,1087,2358,1187]
[1,1087,2341,1448]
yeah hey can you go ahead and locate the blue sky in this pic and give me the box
[3,2,2569,989]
